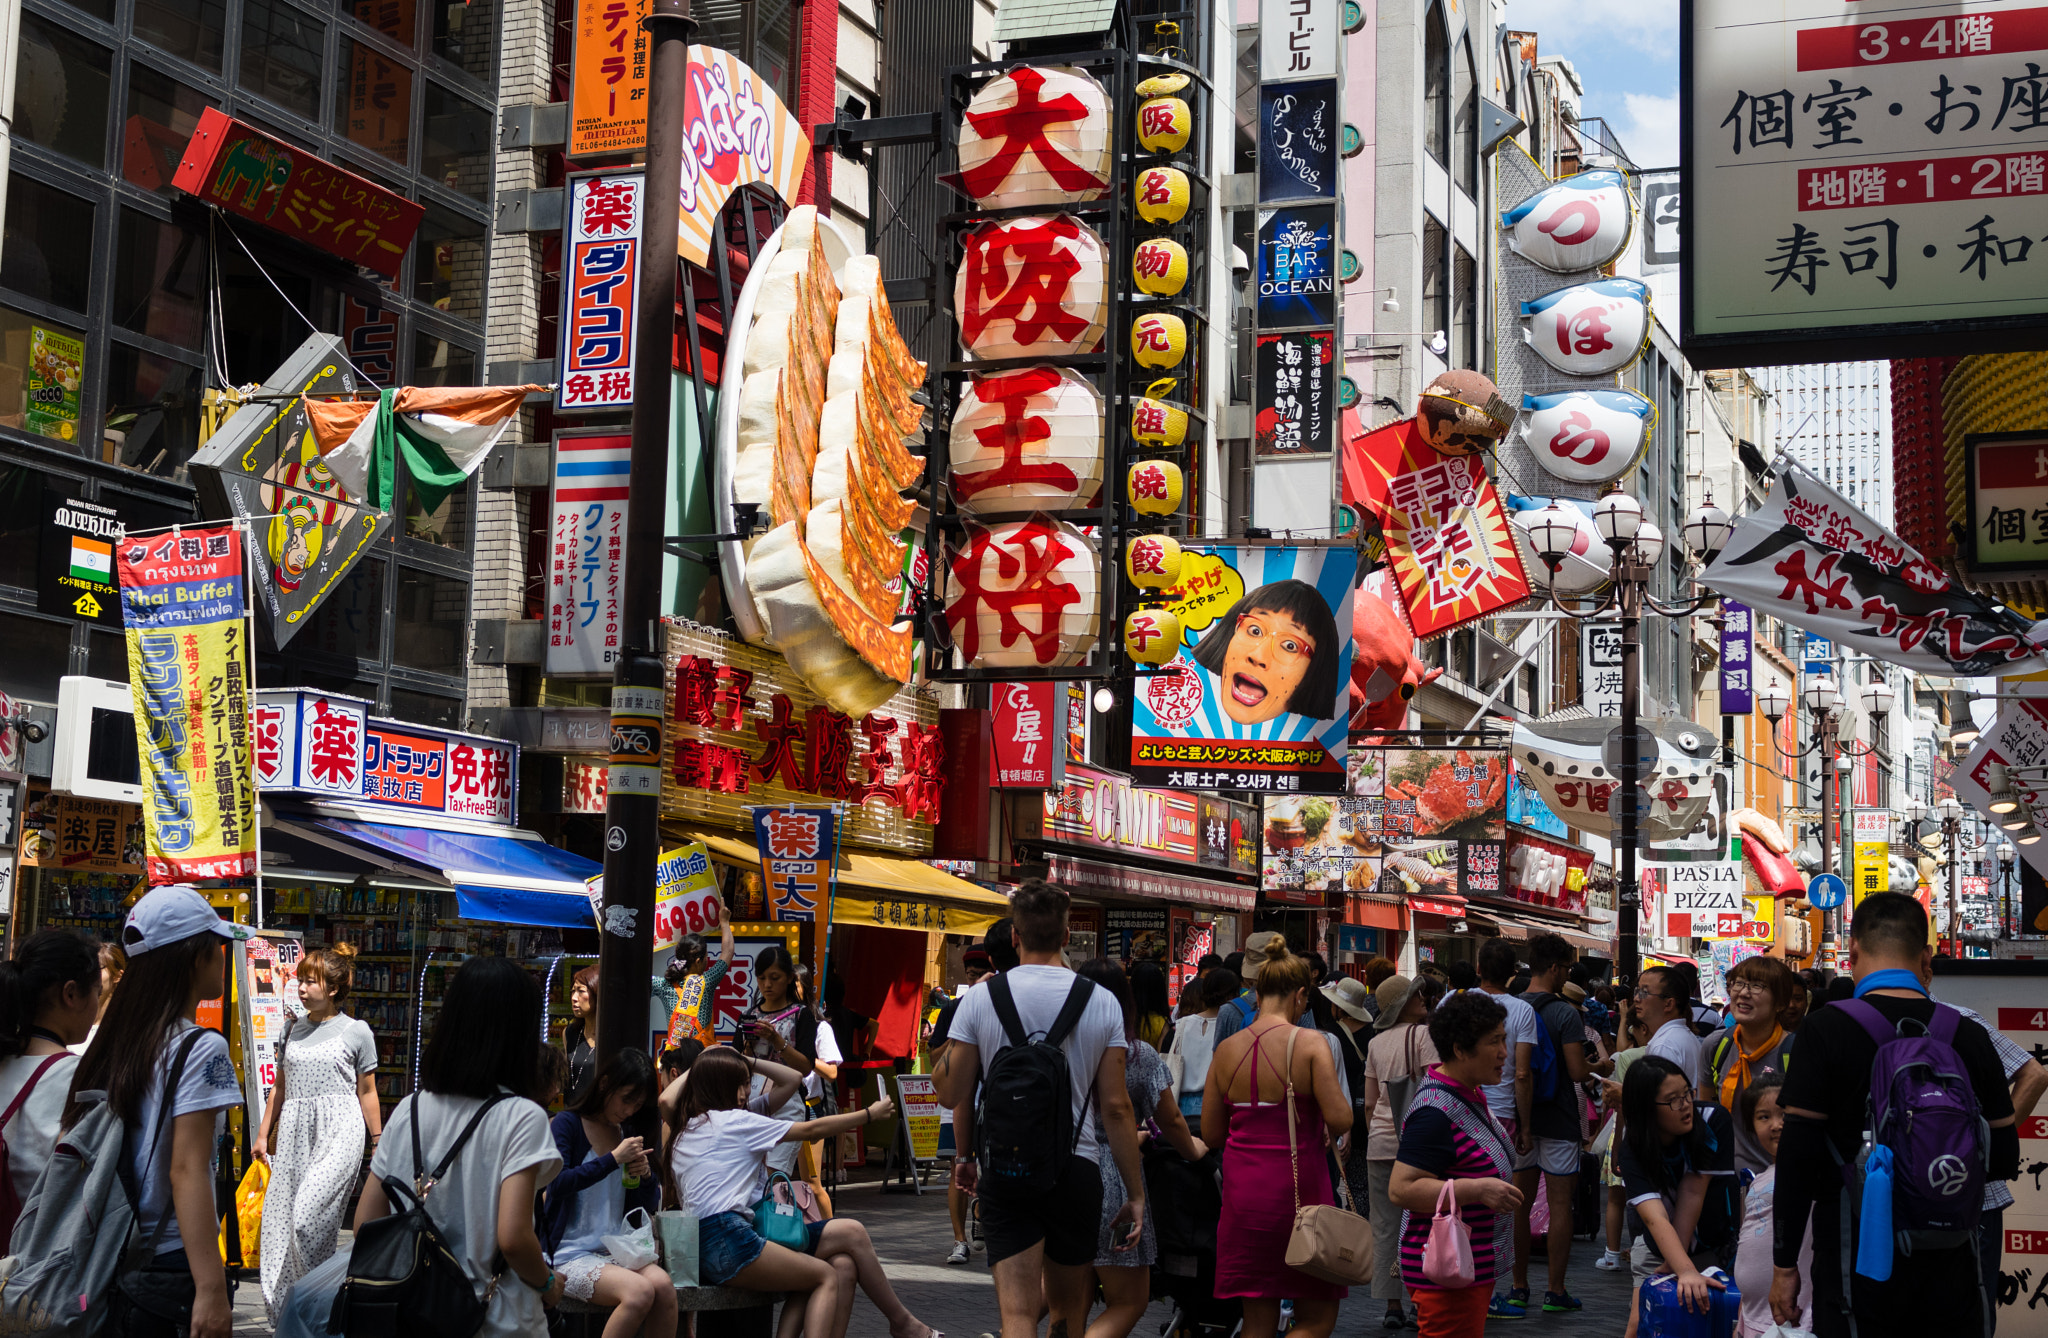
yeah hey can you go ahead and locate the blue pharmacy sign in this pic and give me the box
[1255,204,1338,328]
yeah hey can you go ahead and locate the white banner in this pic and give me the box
[546,432,631,677]
[1259,0,1341,80]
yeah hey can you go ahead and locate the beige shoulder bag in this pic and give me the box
[1279,1027,1375,1286]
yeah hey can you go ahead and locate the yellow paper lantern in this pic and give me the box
[1130,378,1189,449]
[1131,312,1186,370]
[1137,96,1191,155]
[957,66,1113,207]
[1124,607,1183,665]
[950,366,1105,513]
[945,519,1100,668]
[1125,533,1183,589]
[1135,71,1192,98]
[1135,165,1191,224]
[1132,238,1189,297]
[955,214,1110,361]
[1127,459,1183,516]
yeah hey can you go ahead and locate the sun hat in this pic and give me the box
[1322,976,1375,1023]
[1373,974,1428,1032]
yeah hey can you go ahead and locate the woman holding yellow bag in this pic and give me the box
[254,944,381,1321]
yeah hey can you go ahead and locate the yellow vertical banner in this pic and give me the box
[118,526,257,882]
[1852,810,1888,903]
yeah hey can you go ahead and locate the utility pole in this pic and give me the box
[597,0,693,1086]
[1617,558,1642,991]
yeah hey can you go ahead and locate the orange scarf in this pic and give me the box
[1717,1023,1783,1111]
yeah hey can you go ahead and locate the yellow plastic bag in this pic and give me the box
[219,1160,269,1266]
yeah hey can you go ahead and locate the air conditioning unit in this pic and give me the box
[51,677,141,805]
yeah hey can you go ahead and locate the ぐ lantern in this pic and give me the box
[1134,165,1191,224]
[950,366,1106,513]
[1124,607,1183,665]
[957,66,1113,207]
[1500,169,1634,274]
[1131,312,1186,369]
[955,214,1109,361]
[945,518,1100,668]
[1132,238,1189,297]
[1127,459,1183,516]
[1520,278,1652,377]
[1518,388,1656,486]
[1137,97,1191,154]
[1130,382,1190,449]
[1125,533,1183,589]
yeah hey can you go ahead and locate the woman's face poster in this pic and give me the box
[1127,546,1355,794]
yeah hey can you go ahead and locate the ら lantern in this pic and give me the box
[1518,388,1655,485]
[1130,380,1190,449]
[1500,169,1634,273]
[1134,165,1191,224]
[1127,460,1183,516]
[957,66,1113,207]
[1520,278,1652,377]
[1131,312,1187,370]
[945,518,1100,668]
[1136,73,1193,155]
[949,366,1105,513]
[1132,238,1190,297]
[1124,607,1183,665]
[956,214,1109,361]
[1125,533,1183,589]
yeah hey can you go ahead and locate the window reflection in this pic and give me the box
[240,0,326,122]
[2,177,96,315]
[15,18,111,169]
[124,67,214,194]
[114,210,205,349]
[337,35,413,165]
[432,0,494,87]
[391,566,467,675]
[413,202,484,323]
[420,84,490,200]
[133,0,227,72]
[0,306,86,448]
[104,345,203,480]
[411,328,475,387]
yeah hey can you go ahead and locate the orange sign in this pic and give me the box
[568,0,649,159]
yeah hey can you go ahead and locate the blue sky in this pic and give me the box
[1511,0,1681,170]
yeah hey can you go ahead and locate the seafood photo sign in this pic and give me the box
[1267,747,1512,900]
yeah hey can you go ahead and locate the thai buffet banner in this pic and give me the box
[119,525,258,882]
[1702,456,2044,677]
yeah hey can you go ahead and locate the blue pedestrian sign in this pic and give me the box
[1808,873,1847,910]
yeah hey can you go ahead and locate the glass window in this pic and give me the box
[0,613,74,701]
[239,0,326,122]
[391,566,468,675]
[1454,37,1477,194]
[411,328,474,386]
[432,0,494,87]
[338,291,399,385]
[113,211,205,349]
[420,83,490,200]
[1422,219,1447,348]
[88,630,128,683]
[405,471,469,550]
[216,242,314,387]
[104,345,203,478]
[414,202,484,323]
[1424,6,1448,167]
[336,35,413,165]
[124,67,214,194]
[0,465,43,590]
[14,18,111,168]
[295,555,383,662]
[388,688,461,728]
[2,177,96,314]
[133,0,227,72]
[0,305,86,448]
[1452,244,1476,369]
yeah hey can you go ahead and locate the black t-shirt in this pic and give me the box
[1523,991,1586,1141]
[1616,1102,1739,1258]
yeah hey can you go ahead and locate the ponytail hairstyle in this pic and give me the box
[296,940,359,1005]
[0,930,99,1058]
[64,931,224,1129]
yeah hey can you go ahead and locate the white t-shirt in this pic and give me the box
[670,1108,789,1216]
[0,1050,78,1230]
[1478,989,1540,1123]
[946,964,1125,1160]
[132,1022,244,1255]
[1171,1014,1219,1096]
[1647,1017,1705,1093]
[368,1091,561,1338]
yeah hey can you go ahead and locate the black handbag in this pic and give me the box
[329,1092,509,1338]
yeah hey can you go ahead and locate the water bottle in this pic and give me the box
[1637,1267,1740,1338]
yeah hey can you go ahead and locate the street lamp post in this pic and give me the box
[1758,672,1890,951]
[2000,838,2017,939]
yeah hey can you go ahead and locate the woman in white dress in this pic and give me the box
[255,942,382,1319]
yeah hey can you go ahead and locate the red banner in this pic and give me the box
[990,682,1059,788]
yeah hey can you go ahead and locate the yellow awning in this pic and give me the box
[665,824,1010,936]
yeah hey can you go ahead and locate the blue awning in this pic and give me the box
[283,815,602,929]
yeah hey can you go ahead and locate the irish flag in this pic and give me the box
[303,386,542,512]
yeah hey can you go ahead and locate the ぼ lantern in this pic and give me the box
[1518,388,1655,486]
[1130,382,1190,449]
[1500,169,1634,274]
[945,518,1100,668]
[949,366,1105,513]
[1131,312,1186,370]
[1125,533,1183,589]
[1137,97,1191,154]
[955,214,1109,361]
[1134,165,1191,224]
[1520,278,1652,377]
[1132,238,1189,297]
[1127,459,1183,516]
[1124,607,1183,665]
[957,66,1113,207]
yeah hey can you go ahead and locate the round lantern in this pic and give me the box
[949,366,1105,513]
[1130,382,1190,449]
[1131,312,1187,370]
[1517,388,1655,486]
[1136,71,1191,97]
[956,214,1109,361]
[1125,533,1183,589]
[1520,277,1652,377]
[1500,169,1634,273]
[1137,97,1192,155]
[945,518,1100,668]
[1134,165,1191,224]
[1124,607,1183,665]
[1507,501,1613,596]
[1132,238,1189,297]
[957,65,1113,207]
[1127,459,1184,516]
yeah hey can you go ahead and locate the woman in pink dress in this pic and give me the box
[1201,936,1356,1338]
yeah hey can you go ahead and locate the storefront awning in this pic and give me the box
[277,814,602,928]
[1047,854,1257,912]
[1469,910,1611,954]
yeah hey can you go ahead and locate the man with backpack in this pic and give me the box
[934,881,1142,1338]
[1771,892,2020,1338]
[1500,933,1596,1317]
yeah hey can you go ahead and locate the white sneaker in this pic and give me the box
[947,1241,970,1265]
[1594,1249,1625,1271]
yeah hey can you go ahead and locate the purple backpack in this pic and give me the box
[1838,999,1988,1248]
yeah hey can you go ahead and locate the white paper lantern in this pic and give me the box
[945,518,1100,668]
[1500,169,1635,273]
[949,366,1105,513]
[1520,278,1652,377]
[1518,389,1656,485]
[957,66,1113,207]
[956,214,1109,361]
[1508,502,1613,595]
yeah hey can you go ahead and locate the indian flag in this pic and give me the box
[303,385,543,512]
[69,536,112,584]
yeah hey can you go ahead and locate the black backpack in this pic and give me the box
[331,1092,509,1338]
[977,973,1096,1197]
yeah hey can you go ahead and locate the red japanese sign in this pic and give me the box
[171,109,423,278]
[557,174,642,412]
[991,682,1060,788]
[252,688,516,824]
[753,806,835,923]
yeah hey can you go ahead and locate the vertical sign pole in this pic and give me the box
[242,518,264,929]
[1617,568,1641,990]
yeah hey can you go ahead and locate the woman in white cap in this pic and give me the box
[64,884,241,1338]
[1358,974,1440,1330]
